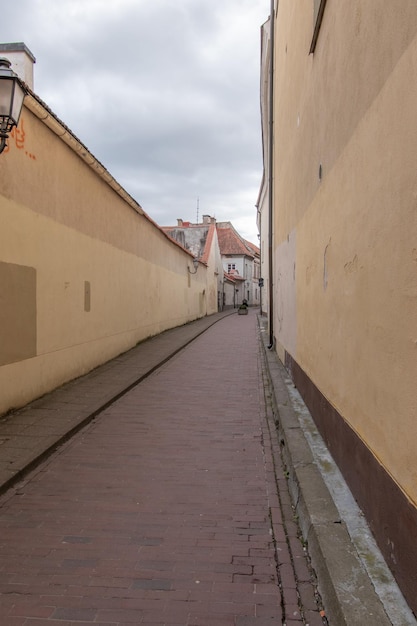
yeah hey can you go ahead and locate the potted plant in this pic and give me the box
[238,299,249,315]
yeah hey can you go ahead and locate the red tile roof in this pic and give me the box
[162,218,259,264]
[216,223,259,257]
[227,269,244,281]
[244,239,260,256]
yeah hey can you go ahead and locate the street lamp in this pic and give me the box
[188,257,199,274]
[0,57,26,155]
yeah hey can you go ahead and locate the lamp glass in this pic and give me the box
[10,80,25,126]
[0,78,13,118]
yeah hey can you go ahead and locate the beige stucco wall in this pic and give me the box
[275,229,296,362]
[257,188,269,318]
[258,18,271,319]
[0,100,207,415]
[204,226,223,314]
[272,1,417,503]
[223,280,236,308]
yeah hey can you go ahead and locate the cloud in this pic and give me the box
[1,0,267,243]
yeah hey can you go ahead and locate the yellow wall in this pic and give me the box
[0,101,208,415]
[272,1,417,503]
[205,227,224,314]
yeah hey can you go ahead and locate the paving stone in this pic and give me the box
[0,310,323,623]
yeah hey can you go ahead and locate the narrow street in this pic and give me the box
[0,310,324,625]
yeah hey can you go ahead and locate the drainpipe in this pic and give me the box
[268,0,275,349]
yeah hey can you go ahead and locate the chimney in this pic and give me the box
[0,42,36,90]
[203,215,211,224]
[177,219,183,227]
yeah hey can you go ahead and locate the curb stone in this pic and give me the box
[258,317,392,626]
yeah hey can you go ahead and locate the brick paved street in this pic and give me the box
[0,310,325,625]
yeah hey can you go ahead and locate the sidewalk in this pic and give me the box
[258,318,416,626]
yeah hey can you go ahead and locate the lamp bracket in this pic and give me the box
[0,134,8,154]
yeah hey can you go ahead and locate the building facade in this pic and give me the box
[260,1,417,614]
[217,221,260,307]
[257,16,271,319]
[163,217,260,310]
[0,44,208,416]
[162,215,224,313]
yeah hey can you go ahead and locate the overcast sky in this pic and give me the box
[2,0,268,244]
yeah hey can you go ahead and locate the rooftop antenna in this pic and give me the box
[196,197,200,224]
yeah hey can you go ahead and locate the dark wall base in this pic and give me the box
[285,352,417,618]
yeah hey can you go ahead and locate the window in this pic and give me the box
[310,0,328,53]
[227,263,236,272]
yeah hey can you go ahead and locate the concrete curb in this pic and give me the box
[258,319,392,626]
